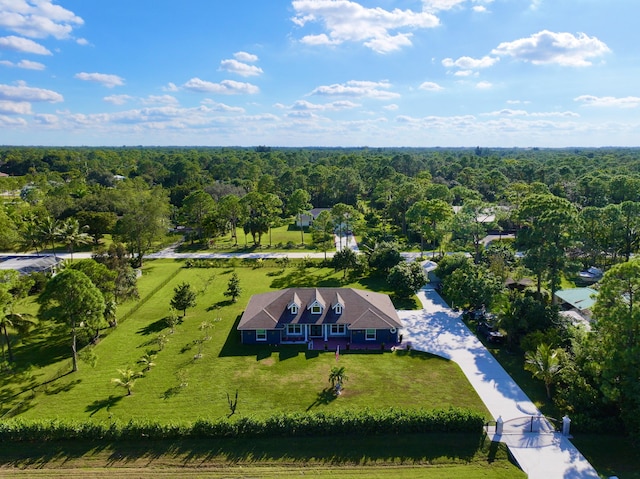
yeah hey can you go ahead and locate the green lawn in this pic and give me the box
[2,261,487,423]
[0,433,525,478]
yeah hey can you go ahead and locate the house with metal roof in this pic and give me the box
[554,287,598,327]
[0,255,62,275]
[238,287,402,347]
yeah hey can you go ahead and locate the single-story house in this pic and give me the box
[0,255,62,275]
[555,287,598,325]
[295,207,330,228]
[238,287,402,346]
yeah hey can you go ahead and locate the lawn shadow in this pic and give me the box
[137,318,168,336]
[162,386,185,399]
[85,395,124,417]
[306,387,337,411]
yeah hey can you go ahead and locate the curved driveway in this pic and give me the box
[398,286,600,479]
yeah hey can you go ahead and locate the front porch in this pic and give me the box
[303,337,402,352]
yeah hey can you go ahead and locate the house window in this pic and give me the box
[311,304,322,314]
[330,324,346,335]
[256,329,267,341]
[290,305,298,314]
[334,305,342,314]
[287,324,302,335]
[365,329,376,341]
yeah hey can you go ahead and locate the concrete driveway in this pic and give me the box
[398,286,600,479]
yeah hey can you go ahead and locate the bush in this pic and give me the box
[0,408,483,442]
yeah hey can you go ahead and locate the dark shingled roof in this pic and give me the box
[238,288,402,331]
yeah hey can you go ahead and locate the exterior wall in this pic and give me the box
[350,329,398,344]
[241,329,281,345]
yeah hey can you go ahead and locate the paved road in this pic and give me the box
[398,285,600,479]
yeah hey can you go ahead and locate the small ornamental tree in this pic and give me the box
[111,367,144,396]
[224,273,242,303]
[329,366,348,395]
[170,282,197,316]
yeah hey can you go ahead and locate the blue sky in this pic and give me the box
[0,0,638,147]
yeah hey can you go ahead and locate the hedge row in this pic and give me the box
[0,407,483,442]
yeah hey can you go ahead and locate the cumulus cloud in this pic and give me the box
[482,108,579,118]
[0,100,32,115]
[104,94,133,105]
[574,95,640,108]
[219,59,263,77]
[141,95,180,106]
[75,72,125,88]
[419,81,444,91]
[492,30,610,67]
[423,0,493,13]
[0,0,84,39]
[201,99,246,113]
[0,35,51,55]
[442,55,498,70]
[0,59,45,70]
[0,81,63,102]
[309,80,399,99]
[476,81,492,89]
[234,51,258,62]
[291,0,439,54]
[288,99,360,111]
[163,82,179,92]
[183,78,259,95]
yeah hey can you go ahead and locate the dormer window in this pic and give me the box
[311,304,322,314]
[334,304,342,315]
[290,304,298,314]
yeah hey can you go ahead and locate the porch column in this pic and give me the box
[304,325,308,341]
[324,324,328,341]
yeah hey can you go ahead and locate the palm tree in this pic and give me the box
[37,216,62,259]
[60,218,91,260]
[328,366,348,395]
[111,367,144,396]
[19,216,43,255]
[524,343,562,399]
[0,311,37,362]
[137,352,157,372]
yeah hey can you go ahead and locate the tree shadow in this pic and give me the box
[162,386,184,399]
[43,378,81,395]
[306,388,338,411]
[136,318,169,336]
[85,395,124,416]
[207,299,233,311]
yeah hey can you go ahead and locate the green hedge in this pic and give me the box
[0,407,483,442]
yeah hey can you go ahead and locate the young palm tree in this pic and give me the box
[524,343,562,399]
[0,311,37,362]
[137,352,157,372]
[328,366,348,395]
[111,367,144,396]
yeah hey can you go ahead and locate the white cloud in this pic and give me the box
[574,95,640,108]
[442,55,498,70]
[163,82,179,92]
[104,94,133,105]
[0,115,27,127]
[33,113,58,125]
[0,35,51,55]
[75,72,125,88]
[0,59,45,70]
[483,109,579,118]
[141,95,180,106]
[76,38,89,46]
[384,104,399,111]
[492,30,610,67]
[0,81,63,102]
[419,81,444,91]
[219,59,263,77]
[289,99,360,111]
[423,0,493,13]
[201,99,245,113]
[310,80,399,99]
[292,0,439,54]
[183,78,260,95]
[0,100,32,115]
[234,51,258,62]
[476,81,492,89]
[0,0,84,39]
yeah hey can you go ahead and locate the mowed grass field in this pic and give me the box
[3,260,487,422]
[0,259,530,477]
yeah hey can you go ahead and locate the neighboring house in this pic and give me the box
[555,287,598,329]
[295,207,330,228]
[0,255,62,275]
[238,287,402,346]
